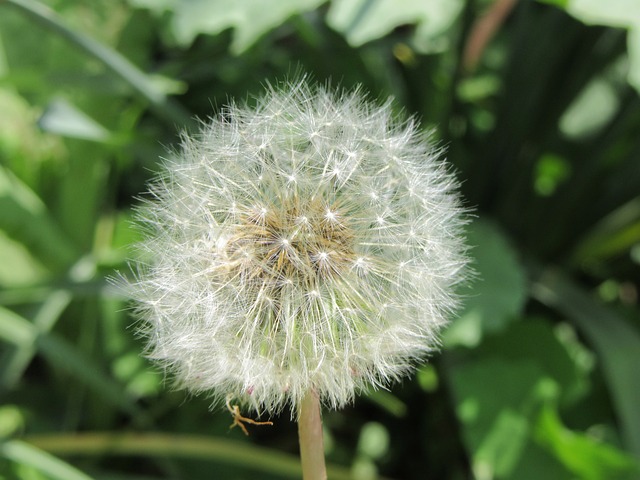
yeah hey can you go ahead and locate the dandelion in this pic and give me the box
[127,78,468,478]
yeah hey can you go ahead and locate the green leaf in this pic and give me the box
[559,77,620,139]
[132,0,326,54]
[38,98,111,142]
[539,0,640,93]
[0,306,149,424]
[447,356,556,478]
[564,0,640,27]
[535,405,640,479]
[444,219,527,347]
[0,166,77,271]
[0,307,34,347]
[531,268,640,458]
[445,317,593,478]
[572,196,640,264]
[629,27,640,91]
[0,440,95,480]
[0,89,65,190]
[0,290,71,390]
[537,0,569,6]
[365,388,407,417]
[4,0,191,126]
[327,0,464,52]
[0,231,47,287]
[23,432,354,480]
[476,319,590,406]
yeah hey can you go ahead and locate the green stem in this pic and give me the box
[298,390,327,480]
[4,0,193,127]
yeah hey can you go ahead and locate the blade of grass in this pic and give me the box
[3,0,193,128]
[0,165,78,271]
[0,289,72,390]
[23,432,355,480]
[0,439,95,480]
[0,306,151,426]
[531,267,640,459]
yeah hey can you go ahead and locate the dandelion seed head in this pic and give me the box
[127,79,469,414]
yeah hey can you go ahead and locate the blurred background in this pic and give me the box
[1,0,639,479]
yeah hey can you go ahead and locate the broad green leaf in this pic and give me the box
[476,320,590,406]
[131,0,326,54]
[445,318,591,478]
[38,98,111,142]
[0,440,94,480]
[535,405,640,479]
[327,0,464,52]
[627,27,640,98]
[444,219,527,347]
[447,356,556,478]
[531,268,640,458]
[539,0,640,93]
[565,0,640,27]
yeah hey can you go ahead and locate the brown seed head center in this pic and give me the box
[225,197,355,289]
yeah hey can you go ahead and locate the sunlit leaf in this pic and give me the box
[0,231,47,287]
[559,78,620,139]
[564,0,640,27]
[539,0,640,93]
[130,0,325,54]
[445,317,593,478]
[572,196,640,264]
[327,0,464,52]
[447,356,557,478]
[38,98,111,142]
[0,440,94,480]
[444,219,527,347]
[535,405,640,479]
[531,268,640,458]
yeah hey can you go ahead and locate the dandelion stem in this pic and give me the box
[298,390,326,480]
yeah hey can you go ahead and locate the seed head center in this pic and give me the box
[226,197,355,287]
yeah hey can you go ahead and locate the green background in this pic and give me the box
[1,0,639,478]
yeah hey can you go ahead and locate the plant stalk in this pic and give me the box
[5,0,193,127]
[298,390,327,480]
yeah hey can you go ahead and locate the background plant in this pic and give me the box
[0,0,639,479]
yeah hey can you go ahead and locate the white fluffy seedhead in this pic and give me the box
[128,79,468,415]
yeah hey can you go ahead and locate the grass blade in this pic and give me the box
[0,306,150,425]
[4,0,192,127]
[0,439,95,480]
[24,432,355,480]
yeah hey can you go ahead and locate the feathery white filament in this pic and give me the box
[128,80,468,414]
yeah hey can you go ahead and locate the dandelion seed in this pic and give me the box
[127,78,469,418]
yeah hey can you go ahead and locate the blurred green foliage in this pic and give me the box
[1,0,639,478]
